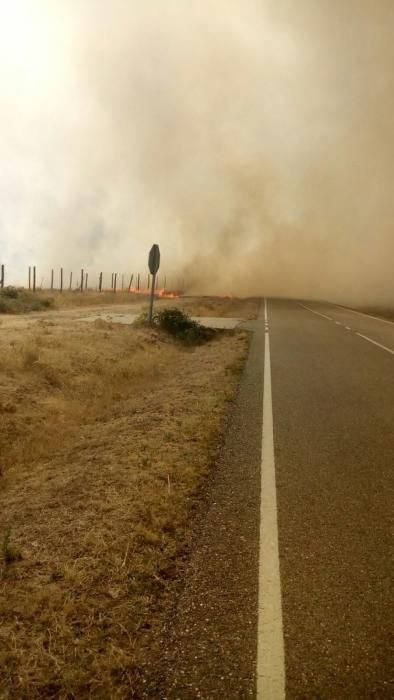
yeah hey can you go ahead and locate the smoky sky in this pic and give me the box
[0,0,393,304]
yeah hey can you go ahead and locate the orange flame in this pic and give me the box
[127,287,181,299]
[157,288,181,298]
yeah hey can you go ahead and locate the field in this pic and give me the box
[0,287,259,321]
[0,299,255,697]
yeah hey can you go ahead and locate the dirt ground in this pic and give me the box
[0,308,250,697]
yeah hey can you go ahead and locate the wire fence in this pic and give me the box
[0,265,185,295]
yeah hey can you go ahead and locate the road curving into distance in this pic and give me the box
[147,298,393,699]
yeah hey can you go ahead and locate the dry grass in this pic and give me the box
[50,290,148,310]
[16,290,260,318]
[0,315,248,698]
[168,296,260,319]
[0,288,54,314]
[356,305,394,321]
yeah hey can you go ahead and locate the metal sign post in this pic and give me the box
[148,244,160,325]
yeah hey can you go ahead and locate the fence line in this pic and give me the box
[0,265,180,294]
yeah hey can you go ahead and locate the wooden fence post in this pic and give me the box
[69,271,73,290]
[128,274,133,291]
[99,272,103,293]
[33,266,36,292]
[60,268,63,293]
[137,273,140,291]
[80,269,84,292]
[51,269,54,290]
[85,272,88,290]
[28,266,31,290]
[0,264,4,289]
[114,273,117,293]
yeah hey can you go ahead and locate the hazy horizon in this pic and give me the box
[1,1,393,305]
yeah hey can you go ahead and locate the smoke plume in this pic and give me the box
[1,0,393,304]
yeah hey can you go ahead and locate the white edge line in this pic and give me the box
[336,305,394,327]
[257,299,285,700]
[356,333,394,355]
[298,303,333,322]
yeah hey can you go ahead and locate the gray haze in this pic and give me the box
[0,1,393,304]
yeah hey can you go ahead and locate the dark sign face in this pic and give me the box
[148,244,160,275]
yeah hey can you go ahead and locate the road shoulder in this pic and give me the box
[142,316,265,698]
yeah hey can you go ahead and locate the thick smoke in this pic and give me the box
[1,0,393,304]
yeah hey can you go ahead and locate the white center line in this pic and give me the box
[298,303,333,321]
[257,299,285,700]
[356,333,394,355]
[336,305,394,326]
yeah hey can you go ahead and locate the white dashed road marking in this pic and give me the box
[356,333,394,356]
[298,304,333,321]
[300,303,393,356]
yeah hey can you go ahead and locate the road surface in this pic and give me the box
[146,299,393,699]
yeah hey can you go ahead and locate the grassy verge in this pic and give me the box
[50,292,260,319]
[177,295,259,319]
[355,306,394,321]
[49,290,148,309]
[0,287,54,314]
[0,315,248,697]
[0,288,260,320]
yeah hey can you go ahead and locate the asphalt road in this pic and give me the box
[148,299,393,699]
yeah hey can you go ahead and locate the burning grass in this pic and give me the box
[0,315,248,697]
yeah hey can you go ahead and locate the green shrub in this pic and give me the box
[0,286,18,299]
[2,528,22,564]
[152,308,215,345]
[0,288,54,314]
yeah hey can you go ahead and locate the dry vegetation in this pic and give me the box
[51,291,260,320]
[0,313,249,698]
[357,306,394,321]
[0,288,54,314]
[50,291,149,310]
[173,295,259,319]
[0,289,260,326]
